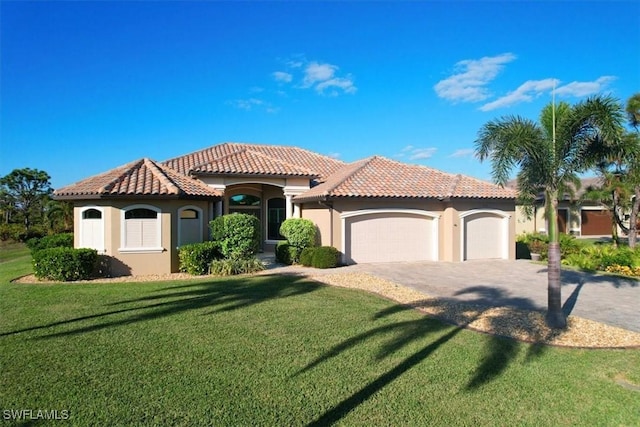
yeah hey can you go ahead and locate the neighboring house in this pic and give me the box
[510,177,614,237]
[54,142,517,276]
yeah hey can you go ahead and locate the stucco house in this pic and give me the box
[53,142,517,276]
[511,177,615,238]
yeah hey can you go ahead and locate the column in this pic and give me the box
[285,194,293,219]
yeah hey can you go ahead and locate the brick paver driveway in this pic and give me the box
[346,259,640,333]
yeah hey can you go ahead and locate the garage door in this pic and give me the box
[343,211,437,263]
[581,210,611,236]
[463,212,507,260]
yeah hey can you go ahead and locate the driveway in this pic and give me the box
[339,260,640,333]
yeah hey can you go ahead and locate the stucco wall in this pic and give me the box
[301,198,516,263]
[74,199,211,276]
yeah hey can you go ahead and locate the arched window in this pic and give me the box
[120,205,162,251]
[267,198,286,240]
[178,206,203,246]
[80,207,104,252]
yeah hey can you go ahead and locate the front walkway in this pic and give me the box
[263,258,640,333]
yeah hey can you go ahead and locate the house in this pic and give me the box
[511,177,614,237]
[53,142,517,276]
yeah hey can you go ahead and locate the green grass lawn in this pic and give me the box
[1,245,640,426]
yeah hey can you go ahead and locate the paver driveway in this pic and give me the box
[344,260,640,333]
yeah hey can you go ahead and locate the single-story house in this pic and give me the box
[53,142,517,276]
[511,177,615,237]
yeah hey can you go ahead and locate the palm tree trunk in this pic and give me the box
[545,192,567,329]
[629,186,640,249]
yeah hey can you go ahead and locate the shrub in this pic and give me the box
[178,241,221,275]
[209,257,265,276]
[209,214,260,259]
[26,233,74,254]
[311,246,340,269]
[32,247,97,281]
[599,246,637,269]
[279,218,317,263]
[299,247,316,267]
[275,241,296,265]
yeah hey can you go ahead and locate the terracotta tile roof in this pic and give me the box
[294,156,516,202]
[162,142,345,181]
[53,158,222,199]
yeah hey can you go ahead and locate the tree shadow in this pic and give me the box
[536,266,639,288]
[0,274,321,339]
[297,287,552,425]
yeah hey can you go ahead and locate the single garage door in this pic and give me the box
[344,211,436,263]
[463,212,506,260]
[581,209,612,236]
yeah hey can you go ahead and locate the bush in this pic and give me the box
[0,224,46,242]
[299,247,316,267]
[311,246,340,269]
[209,257,265,276]
[209,214,260,259]
[26,233,74,254]
[32,247,98,281]
[275,241,297,265]
[279,218,317,263]
[178,241,221,275]
[600,246,638,269]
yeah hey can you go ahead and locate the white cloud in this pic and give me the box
[396,145,437,160]
[272,71,293,83]
[555,76,616,97]
[434,53,516,102]
[448,148,475,158]
[480,78,558,111]
[327,152,341,159]
[303,62,337,86]
[315,76,357,96]
[229,98,264,110]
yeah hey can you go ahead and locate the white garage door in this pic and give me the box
[344,211,436,263]
[463,212,505,260]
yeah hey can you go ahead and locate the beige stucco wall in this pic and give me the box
[74,199,212,276]
[301,198,516,263]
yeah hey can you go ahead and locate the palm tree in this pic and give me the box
[475,95,624,329]
[626,93,640,129]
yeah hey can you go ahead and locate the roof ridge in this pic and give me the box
[143,158,180,195]
[324,156,377,194]
[447,173,463,198]
[97,158,146,193]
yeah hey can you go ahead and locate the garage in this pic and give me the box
[342,209,438,264]
[581,209,612,236]
[461,210,509,260]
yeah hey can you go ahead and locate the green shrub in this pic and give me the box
[209,257,265,276]
[209,214,260,259]
[275,241,296,265]
[32,247,98,281]
[26,232,74,254]
[299,247,316,267]
[178,241,221,275]
[279,218,317,263]
[311,246,340,269]
[599,246,637,269]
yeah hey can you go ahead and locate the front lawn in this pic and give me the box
[1,248,639,425]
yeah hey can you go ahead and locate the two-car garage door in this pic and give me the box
[343,210,437,263]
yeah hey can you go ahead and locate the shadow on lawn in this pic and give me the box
[299,286,563,426]
[0,274,320,339]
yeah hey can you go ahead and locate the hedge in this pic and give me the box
[279,218,316,263]
[32,247,98,281]
[275,241,297,265]
[210,214,260,259]
[299,247,315,267]
[311,246,340,269]
[26,233,74,254]
[178,241,221,275]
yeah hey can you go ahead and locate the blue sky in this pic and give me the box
[2,1,639,189]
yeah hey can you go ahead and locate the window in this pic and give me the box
[230,194,261,206]
[121,205,162,252]
[80,207,104,252]
[267,198,286,240]
[178,207,203,246]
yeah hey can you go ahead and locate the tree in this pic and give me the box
[626,93,640,129]
[475,95,624,328]
[0,168,53,235]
